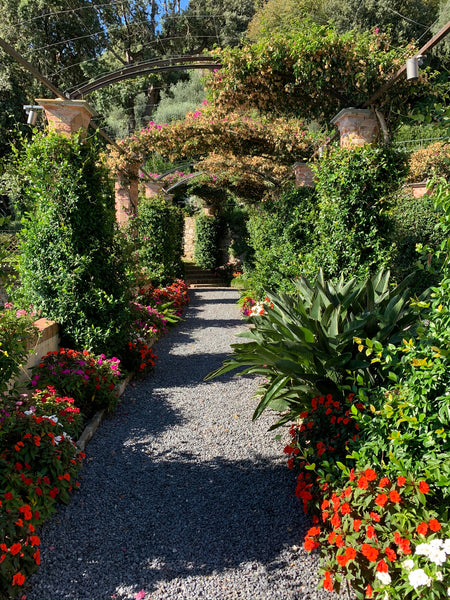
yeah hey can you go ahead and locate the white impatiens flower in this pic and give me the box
[443,539,450,554]
[376,571,392,586]
[415,543,431,557]
[54,435,62,445]
[427,546,447,566]
[436,572,443,582]
[408,569,432,589]
[402,559,414,571]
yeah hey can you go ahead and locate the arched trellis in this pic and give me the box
[69,55,221,99]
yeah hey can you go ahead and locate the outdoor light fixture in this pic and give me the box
[406,55,424,81]
[23,104,43,125]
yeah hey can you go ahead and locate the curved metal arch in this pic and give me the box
[69,55,221,99]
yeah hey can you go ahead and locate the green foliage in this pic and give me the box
[306,146,407,281]
[153,71,207,124]
[11,132,132,356]
[131,195,184,286]
[207,269,416,428]
[194,212,224,270]
[408,142,450,183]
[387,190,445,293]
[210,25,426,127]
[0,308,36,393]
[243,186,316,296]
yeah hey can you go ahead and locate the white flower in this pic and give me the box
[376,571,392,586]
[408,569,432,589]
[436,572,443,582]
[54,435,62,445]
[447,587,450,597]
[427,547,447,566]
[402,559,414,571]
[415,543,431,557]
[47,414,58,423]
[443,539,450,554]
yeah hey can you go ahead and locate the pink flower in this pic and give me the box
[134,591,146,600]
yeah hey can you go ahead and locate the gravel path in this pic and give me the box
[26,288,345,600]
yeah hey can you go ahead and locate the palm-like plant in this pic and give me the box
[206,269,418,428]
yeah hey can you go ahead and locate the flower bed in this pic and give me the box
[0,279,190,596]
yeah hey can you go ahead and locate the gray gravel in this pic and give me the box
[26,288,346,600]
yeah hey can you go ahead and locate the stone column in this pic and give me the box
[115,164,140,226]
[331,108,379,148]
[36,98,96,138]
[143,181,165,198]
[293,161,315,187]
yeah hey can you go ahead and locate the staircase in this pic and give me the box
[183,261,226,288]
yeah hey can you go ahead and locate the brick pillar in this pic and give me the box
[36,98,96,138]
[293,161,315,187]
[115,165,140,226]
[331,108,379,148]
[143,182,165,198]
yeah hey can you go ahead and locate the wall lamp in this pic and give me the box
[406,55,424,81]
[23,105,43,125]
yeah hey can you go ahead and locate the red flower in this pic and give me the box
[358,476,369,490]
[345,547,356,560]
[340,502,351,515]
[337,553,349,567]
[375,493,388,507]
[307,526,320,537]
[384,547,396,561]
[330,513,341,528]
[304,537,318,551]
[416,522,428,535]
[389,490,401,503]
[418,481,429,494]
[12,572,25,586]
[367,525,375,539]
[349,469,355,481]
[10,543,22,556]
[429,518,441,532]
[353,519,361,532]
[30,536,40,547]
[376,559,388,573]
[33,549,41,565]
[366,584,373,598]
[361,544,379,562]
[323,571,333,592]
[379,477,390,488]
[370,512,381,522]
[365,469,377,481]
[4,492,13,501]
[397,476,406,487]
[335,535,344,548]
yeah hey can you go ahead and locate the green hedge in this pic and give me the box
[12,132,131,356]
[194,212,224,269]
[134,195,184,286]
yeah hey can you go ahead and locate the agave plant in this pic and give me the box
[206,269,418,428]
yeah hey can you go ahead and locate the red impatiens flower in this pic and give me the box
[330,513,341,528]
[384,547,396,561]
[379,477,390,488]
[376,559,388,573]
[365,469,377,481]
[10,543,22,556]
[358,476,369,490]
[370,512,381,522]
[323,571,333,591]
[397,476,406,486]
[367,525,375,539]
[340,502,351,515]
[12,572,25,586]
[429,518,441,532]
[366,584,373,598]
[417,522,428,535]
[361,544,379,562]
[389,490,401,503]
[375,493,388,507]
[418,481,429,494]
[353,519,362,532]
